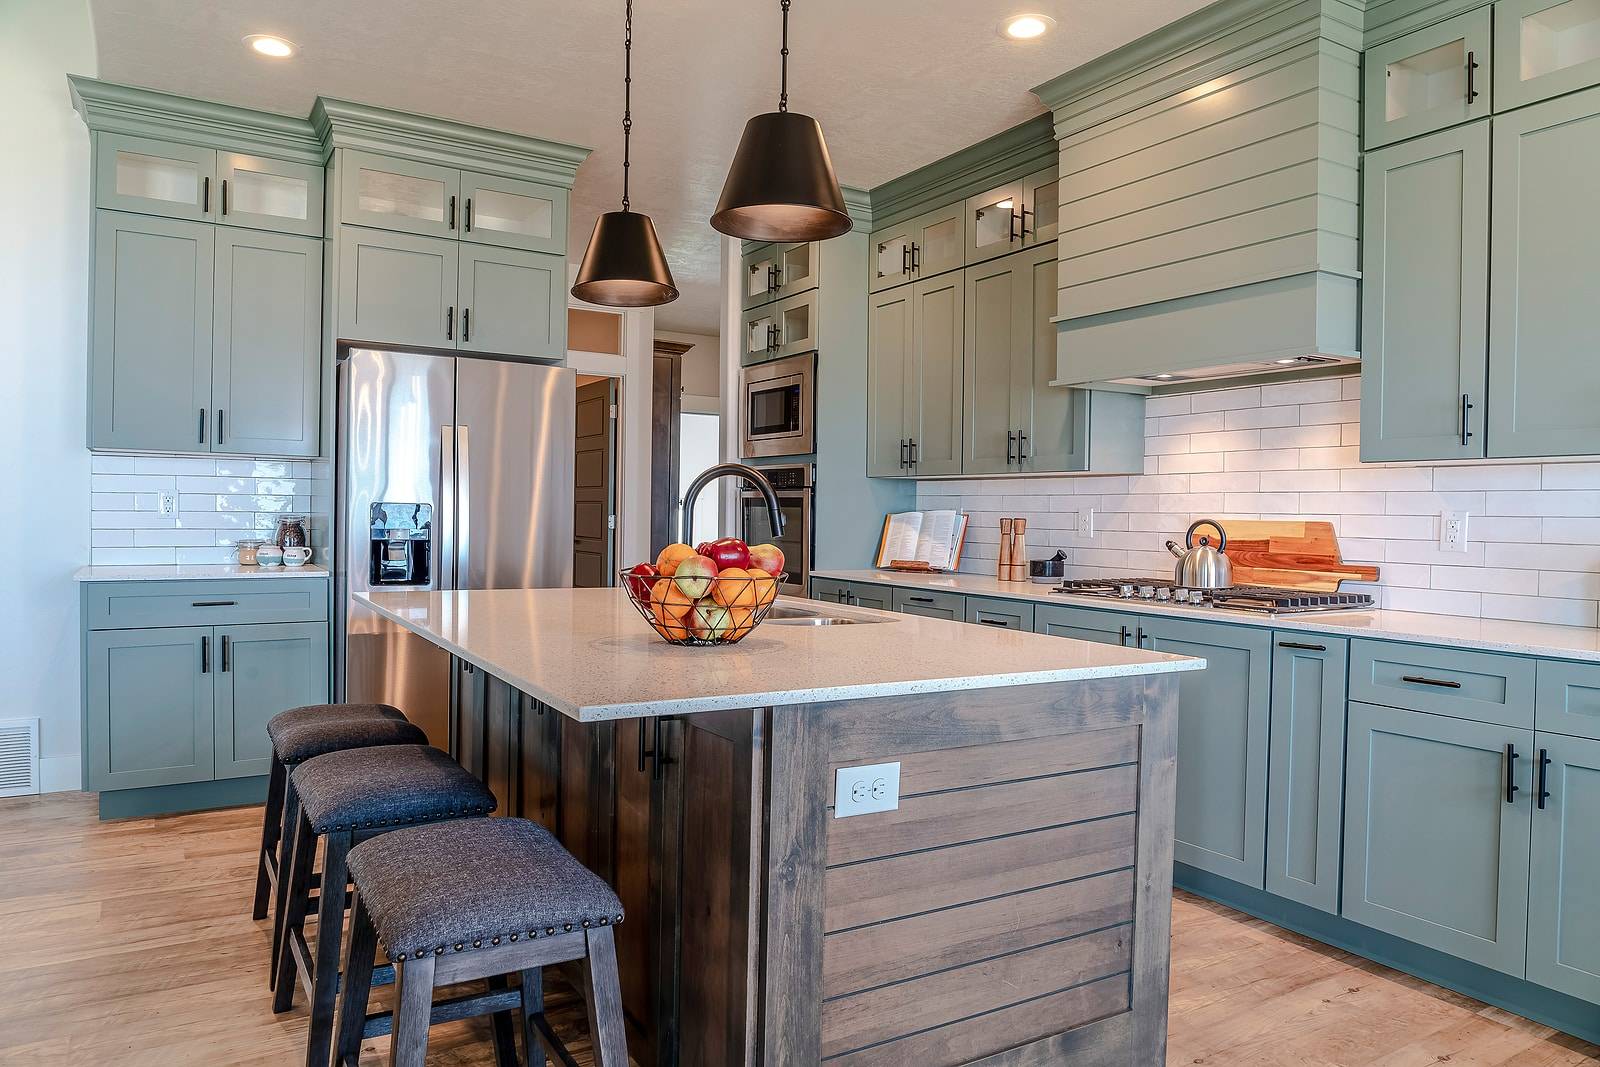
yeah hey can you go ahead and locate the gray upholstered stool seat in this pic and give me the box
[268,707,425,766]
[292,745,497,835]
[346,817,624,961]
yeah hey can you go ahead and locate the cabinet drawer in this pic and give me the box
[892,587,964,621]
[1350,640,1533,727]
[1536,659,1600,740]
[965,595,1035,631]
[83,579,328,630]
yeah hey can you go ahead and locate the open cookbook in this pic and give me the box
[873,510,969,571]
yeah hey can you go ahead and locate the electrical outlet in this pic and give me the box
[157,491,178,516]
[1077,508,1095,538]
[1440,510,1469,552]
[833,761,900,819]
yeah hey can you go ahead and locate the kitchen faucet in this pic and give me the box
[680,462,784,547]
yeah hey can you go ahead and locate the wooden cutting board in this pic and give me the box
[1190,519,1379,593]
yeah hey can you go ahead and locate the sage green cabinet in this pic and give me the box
[1341,701,1533,975]
[1359,123,1490,462]
[963,166,1058,264]
[85,626,215,791]
[1034,603,1136,646]
[907,273,965,476]
[742,289,819,365]
[1265,635,1349,914]
[1017,166,1060,246]
[94,133,218,222]
[458,170,566,254]
[965,595,1035,631]
[1486,88,1600,458]
[1137,616,1273,888]
[457,245,566,360]
[892,586,964,620]
[336,227,457,349]
[1363,10,1493,149]
[215,152,324,237]
[338,151,461,239]
[741,241,820,309]
[89,212,214,453]
[1494,0,1600,111]
[1527,731,1600,1002]
[211,229,323,456]
[869,202,965,292]
[809,578,891,611]
[867,286,916,476]
[212,622,330,779]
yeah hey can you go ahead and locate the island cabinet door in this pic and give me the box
[1136,616,1273,888]
[1265,634,1349,914]
[450,658,487,781]
[1341,702,1533,975]
[514,695,561,832]
[481,676,520,814]
[1526,731,1600,1002]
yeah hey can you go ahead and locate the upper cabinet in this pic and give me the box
[741,241,822,310]
[1495,0,1600,110]
[216,152,324,237]
[741,290,819,366]
[1364,10,1493,149]
[963,165,1058,264]
[458,170,566,253]
[95,133,322,236]
[869,203,964,292]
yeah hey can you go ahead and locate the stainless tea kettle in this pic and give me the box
[1166,520,1232,589]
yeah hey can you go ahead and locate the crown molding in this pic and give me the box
[842,185,873,231]
[867,113,1056,231]
[68,75,322,164]
[311,98,590,187]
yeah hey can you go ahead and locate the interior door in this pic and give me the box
[573,378,617,587]
[455,359,575,589]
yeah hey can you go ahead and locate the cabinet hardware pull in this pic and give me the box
[191,601,236,607]
[464,197,472,232]
[1401,674,1461,689]
[769,264,780,292]
[977,619,1009,627]
[1020,204,1033,237]
[653,716,675,781]
[446,306,454,340]
[637,718,652,773]
[202,176,210,213]
[1137,627,1149,647]
[1505,743,1520,804]
[848,593,859,605]
[1119,626,1132,645]
[463,308,470,343]
[449,195,457,230]
[767,323,780,351]
[1536,748,1551,810]
[901,244,911,276]
[1006,430,1016,464]
[220,635,231,673]
[1278,640,1327,652]
[910,242,920,272]
[216,408,224,444]
[909,438,919,464]
[221,178,229,216]
[1017,429,1028,459]
[1460,393,1474,447]
[200,635,210,674]
[198,408,207,444]
[908,596,934,604]
[899,439,909,468]
[1008,208,1018,243]
[1466,51,1479,103]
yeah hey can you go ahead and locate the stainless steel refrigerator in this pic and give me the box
[336,348,574,743]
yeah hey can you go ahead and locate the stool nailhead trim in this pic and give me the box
[381,909,625,962]
[311,803,494,835]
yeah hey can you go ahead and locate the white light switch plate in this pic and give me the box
[834,761,900,818]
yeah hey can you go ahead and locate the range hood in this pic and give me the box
[1034,0,1362,389]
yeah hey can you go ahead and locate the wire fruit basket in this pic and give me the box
[621,568,784,646]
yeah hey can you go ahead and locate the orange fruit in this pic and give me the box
[655,543,695,576]
[726,607,756,639]
[753,574,778,609]
[650,580,695,632]
[711,567,759,609]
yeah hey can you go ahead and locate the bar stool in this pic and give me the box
[334,817,629,1067]
[275,744,498,1067]
[253,704,428,982]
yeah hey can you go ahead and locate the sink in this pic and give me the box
[764,603,888,626]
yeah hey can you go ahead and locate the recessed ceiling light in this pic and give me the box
[1001,14,1055,40]
[244,34,296,58]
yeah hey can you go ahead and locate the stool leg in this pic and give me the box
[252,754,286,921]
[270,781,304,990]
[486,974,519,1067]
[581,927,629,1067]
[305,829,352,1067]
[273,810,315,1013]
[518,969,546,1067]
[334,891,379,1067]
[389,955,436,1067]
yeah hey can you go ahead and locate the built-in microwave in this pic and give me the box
[739,352,814,459]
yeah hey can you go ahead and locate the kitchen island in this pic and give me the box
[358,587,1203,1066]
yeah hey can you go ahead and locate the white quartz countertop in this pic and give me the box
[358,587,1202,722]
[74,563,330,582]
[814,569,1600,663]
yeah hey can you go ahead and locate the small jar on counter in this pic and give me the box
[256,544,285,567]
[235,539,265,566]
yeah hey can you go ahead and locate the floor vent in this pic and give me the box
[0,718,40,798]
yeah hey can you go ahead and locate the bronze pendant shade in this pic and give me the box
[571,0,678,307]
[710,0,850,242]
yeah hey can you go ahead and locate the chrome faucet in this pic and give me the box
[680,462,784,546]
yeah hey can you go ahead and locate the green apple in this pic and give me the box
[689,601,734,640]
[672,554,717,599]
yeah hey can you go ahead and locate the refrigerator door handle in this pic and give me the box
[440,424,456,589]
[455,424,471,588]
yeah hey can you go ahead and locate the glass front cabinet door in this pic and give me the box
[964,179,1026,264]
[1364,10,1493,148]
[339,151,462,239]
[1495,0,1600,110]
[94,133,218,222]
[459,170,566,254]
[216,153,324,237]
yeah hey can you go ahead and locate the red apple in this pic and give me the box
[624,562,659,600]
[694,541,714,558]
[672,554,718,600]
[704,537,751,571]
[747,543,785,577]
[689,601,734,640]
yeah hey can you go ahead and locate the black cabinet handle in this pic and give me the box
[202,176,210,213]
[848,593,859,606]
[200,635,210,674]
[901,244,911,276]
[1119,625,1132,646]
[1020,204,1034,237]
[1007,208,1018,243]
[216,408,224,444]
[1137,627,1149,647]
[464,197,473,232]
[899,439,909,468]
[198,408,207,444]
[910,241,920,272]
[191,600,237,608]
[1006,430,1016,464]
[1402,674,1462,689]
[220,635,231,673]
[909,438,919,464]
[1278,640,1327,652]
[446,306,454,340]
[449,194,457,229]
[1466,51,1479,103]
[1017,429,1028,459]
[220,178,229,216]
[463,308,470,343]
[653,717,674,780]
[977,619,1010,627]
[1460,393,1474,447]
[1536,748,1551,810]
[637,718,651,773]
[1505,743,1520,804]
[907,596,934,604]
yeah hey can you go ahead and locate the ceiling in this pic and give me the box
[89,0,1209,333]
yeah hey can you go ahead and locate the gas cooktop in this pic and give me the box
[1052,578,1374,615]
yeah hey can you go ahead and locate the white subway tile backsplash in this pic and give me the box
[1262,425,1341,449]
[1158,452,1225,475]
[1339,467,1433,492]
[1191,387,1260,413]
[1542,462,1600,490]
[1434,464,1541,490]
[1261,378,1344,406]
[1481,594,1599,628]
[1225,405,1299,430]
[1300,400,1361,425]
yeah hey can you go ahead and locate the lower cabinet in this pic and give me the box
[212,622,330,778]
[1341,702,1534,975]
[892,586,964,620]
[1265,634,1348,913]
[1526,731,1600,1001]
[809,577,892,610]
[1034,603,1134,646]
[964,594,1034,631]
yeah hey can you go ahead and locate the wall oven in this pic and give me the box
[739,352,814,459]
[738,463,813,597]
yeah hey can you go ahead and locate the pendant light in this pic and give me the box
[572,0,679,307]
[710,0,850,242]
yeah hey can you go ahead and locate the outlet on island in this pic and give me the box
[833,761,901,818]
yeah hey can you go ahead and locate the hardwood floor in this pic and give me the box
[0,792,1595,1066]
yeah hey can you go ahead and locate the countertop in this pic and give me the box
[74,563,330,582]
[814,568,1600,663]
[358,587,1202,722]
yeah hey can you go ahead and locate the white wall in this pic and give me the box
[655,330,720,414]
[1,0,96,791]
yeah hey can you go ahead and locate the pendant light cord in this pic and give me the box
[621,0,633,211]
[779,0,790,113]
